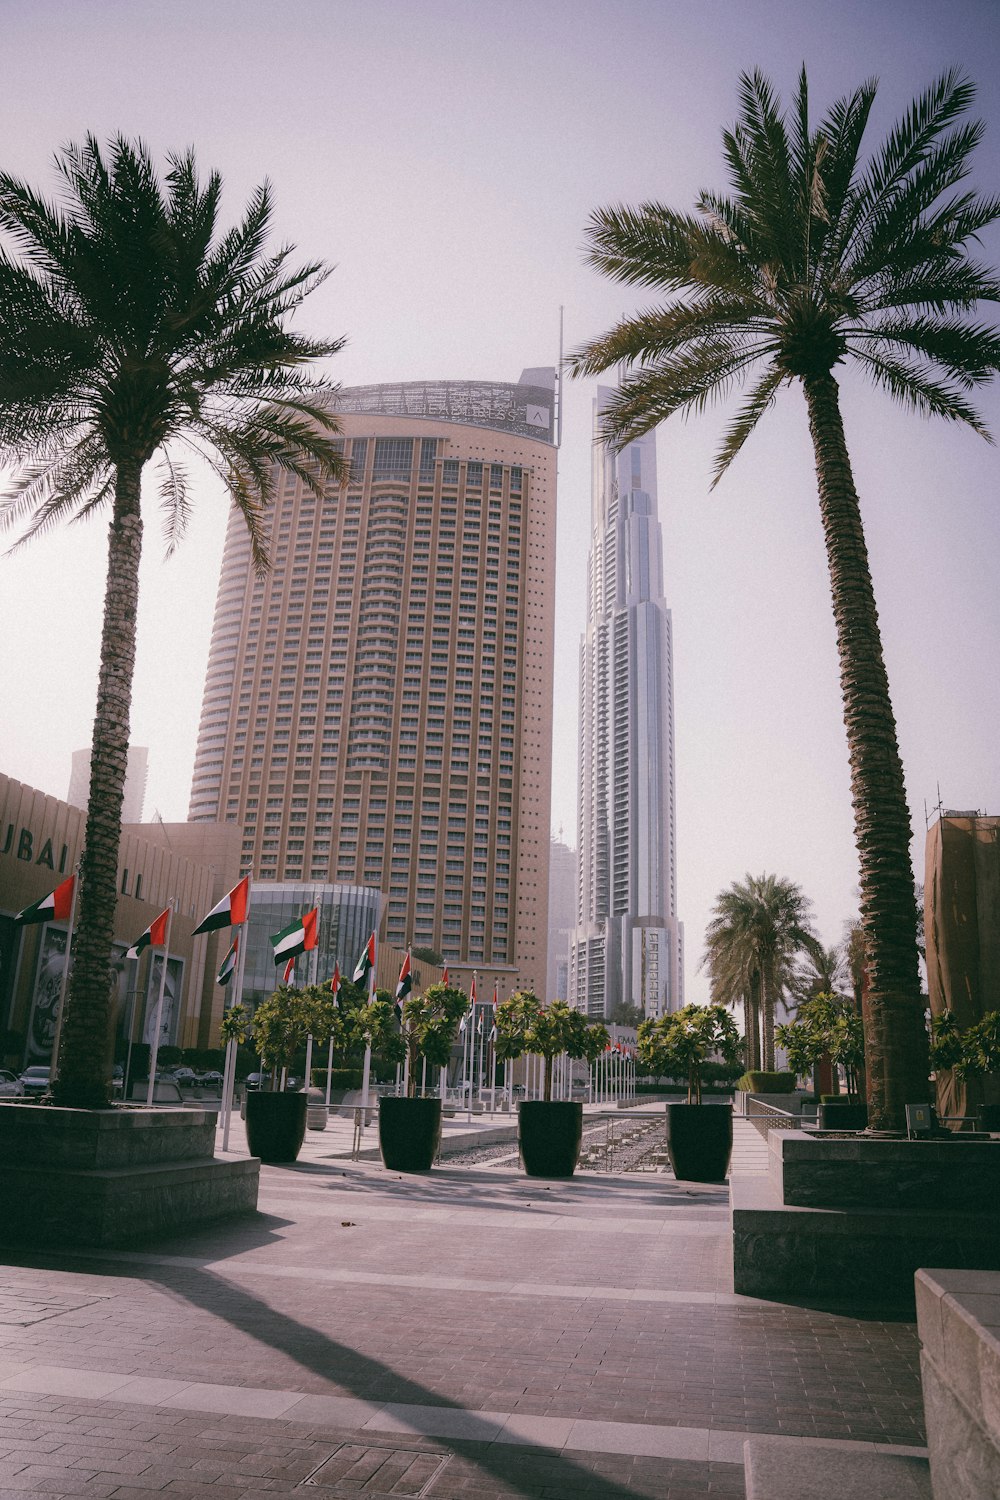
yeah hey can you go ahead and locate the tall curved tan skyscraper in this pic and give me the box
[188,373,556,993]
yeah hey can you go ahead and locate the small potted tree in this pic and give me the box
[638,1005,742,1182]
[247,985,339,1162]
[497,994,609,1177]
[378,983,469,1171]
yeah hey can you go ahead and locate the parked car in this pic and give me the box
[170,1067,199,1088]
[244,1072,265,1091]
[199,1070,224,1090]
[0,1069,25,1097]
[18,1065,51,1096]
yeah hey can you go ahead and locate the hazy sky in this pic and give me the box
[2,0,998,998]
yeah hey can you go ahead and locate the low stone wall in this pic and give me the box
[731,1131,1000,1304]
[916,1268,1000,1499]
[772,1130,1000,1211]
[0,1103,260,1248]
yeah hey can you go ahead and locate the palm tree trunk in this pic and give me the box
[747,971,763,1072]
[761,965,776,1073]
[803,373,927,1131]
[52,461,143,1109]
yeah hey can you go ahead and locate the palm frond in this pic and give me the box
[156,450,192,557]
[863,255,1000,315]
[0,439,110,549]
[854,314,1000,386]
[595,336,773,449]
[711,363,787,486]
[850,346,994,436]
[568,294,771,379]
[583,201,754,295]
[846,70,978,258]
[813,77,879,278]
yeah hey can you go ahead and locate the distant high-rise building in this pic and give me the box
[570,387,683,1019]
[68,745,148,825]
[188,373,558,993]
[547,833,576,1001]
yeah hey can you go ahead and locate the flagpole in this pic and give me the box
[325,966,339,1111]
[49,868,80,1084]
[476,1006,485,1110]
[145,904,174,1108]
[360,932,375,1129]
[222,918,249,1152]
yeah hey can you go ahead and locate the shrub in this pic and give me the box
[736,1070,797,1093]
[311,1067,363,1091]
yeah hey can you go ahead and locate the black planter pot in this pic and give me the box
[518,1100,583,1178]
[378,1097,443,1172]
[665,1103,733,1183]
[245,1090,307,1163]
[818,1100,868,1131]
[978,1104,1000,1133]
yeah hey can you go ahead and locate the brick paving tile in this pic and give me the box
[0,1163,935,1496]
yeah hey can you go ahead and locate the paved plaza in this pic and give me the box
[0,1111,927,1498]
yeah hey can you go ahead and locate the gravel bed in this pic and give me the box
[445,1117,669,1174]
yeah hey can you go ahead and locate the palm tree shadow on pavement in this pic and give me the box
[138,1252,660,1500]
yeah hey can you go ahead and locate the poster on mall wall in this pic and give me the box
[142,953,183,1051]
[25,928,130,1067]
[25,925,69,1066]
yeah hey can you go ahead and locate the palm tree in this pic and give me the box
[0,136,347,1108]
[703,874,820,1071]
[570,70,1000,1131]
[790,944,850,1008]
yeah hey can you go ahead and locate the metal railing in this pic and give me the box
[576,1109,670,1173]
[743,1100,809,1141]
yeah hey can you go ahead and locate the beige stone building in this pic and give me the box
[0,772,241,1069]
[188,374,557,995]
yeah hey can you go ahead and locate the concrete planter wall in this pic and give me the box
[0,1103,259,1248]
[732,1129,1000,1304]
[917,1268,1000,1499]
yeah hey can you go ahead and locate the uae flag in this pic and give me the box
[441,964,449,986]
[282,956,296,984]
[490,980,499,1041]
[15,874,75,926]
[353,931,376,987]
[328,964,341,1006]
[395,949,412,1015]
[460,975,477,1032]
[126,907,170,961]
[193,876,249,935]
[271,908,318,966]
[216,938,238,987]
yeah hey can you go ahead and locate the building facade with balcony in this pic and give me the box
[188,373,557,994]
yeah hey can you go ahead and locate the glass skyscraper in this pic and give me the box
[570,387,683,1018]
